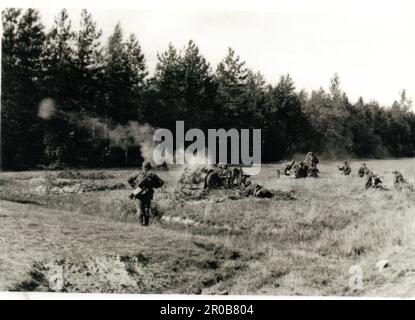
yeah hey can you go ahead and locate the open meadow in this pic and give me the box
[1,159,415,296]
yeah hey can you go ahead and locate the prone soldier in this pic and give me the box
[243,183,273,198]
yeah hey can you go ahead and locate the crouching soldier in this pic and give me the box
[127,160,164,226]
[358,163,370,177]
[294,161,309,178]
[392,170,414,191]
[305,152,319,169]
[365,171,384,190]
[283,160,296,176]
[338,161,352,175]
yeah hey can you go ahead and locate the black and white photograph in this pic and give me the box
[1,0,415,302]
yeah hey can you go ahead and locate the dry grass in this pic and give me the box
[1,159,415,295]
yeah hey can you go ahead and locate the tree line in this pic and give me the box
[2,8,415,170]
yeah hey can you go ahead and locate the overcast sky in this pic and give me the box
[28,1,415,107]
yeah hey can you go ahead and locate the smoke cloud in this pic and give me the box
[38,98,157,162]
[38,98,56,120]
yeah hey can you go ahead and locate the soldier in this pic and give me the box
[253,184,274,198]
[283,160,296,176]
[294,161,308,178]
[392,170,414,191]
[305,152,319,169]
[230,166,243,186]
[243,183,273,198]
[338,161,352,175]
[358,163,370,177]
[365,171,384,190]
[127,160,164,226]
[305,152,319,177]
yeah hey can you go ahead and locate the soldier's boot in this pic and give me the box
[143,212,150,226]
[139,213,145,226]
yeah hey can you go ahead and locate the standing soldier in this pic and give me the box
[338,161,352,175]
[127,160,164,226]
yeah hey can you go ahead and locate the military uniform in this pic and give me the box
[243,183,273,198]
[365,172,383,189]
[392,170,414,191]
[305,152,319,178]
[283,160,295,176]
[294,161,308,178]
[358,163,369,177]
[305,152,319,168]
[128,163,164,226]
[338,162,351,175]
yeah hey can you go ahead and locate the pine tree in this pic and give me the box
[263,75,307,160]
[148,43,185,129]
[124,33,148,121]
[105,23,130,123]
[1,9,45,169]
[215,47,249,128]
[42,9,76,109]
[180,40,216,129]
[41,9,78,166]
[75,9,104,115]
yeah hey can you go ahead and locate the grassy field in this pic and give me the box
[1,159,415,296]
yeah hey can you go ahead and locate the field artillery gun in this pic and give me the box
[203,164,251,190]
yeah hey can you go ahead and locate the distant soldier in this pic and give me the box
[358,163,370,177]
[305,152,319,169]
[254,184,274,198]
[283,160,296,176]
[294,161,308,178]
[338,161,352,175]
[127,160,164,226]
[365,171,384,190]
[305,152,319,177]
[230,166,243,186]
[243,183,273,198]
[307,166,319,178]
[392,170,414,191]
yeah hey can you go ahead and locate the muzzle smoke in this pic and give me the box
[37,98,156,162]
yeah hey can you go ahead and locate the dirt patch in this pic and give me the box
[10,248,255,294]
[10,254,167,293]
